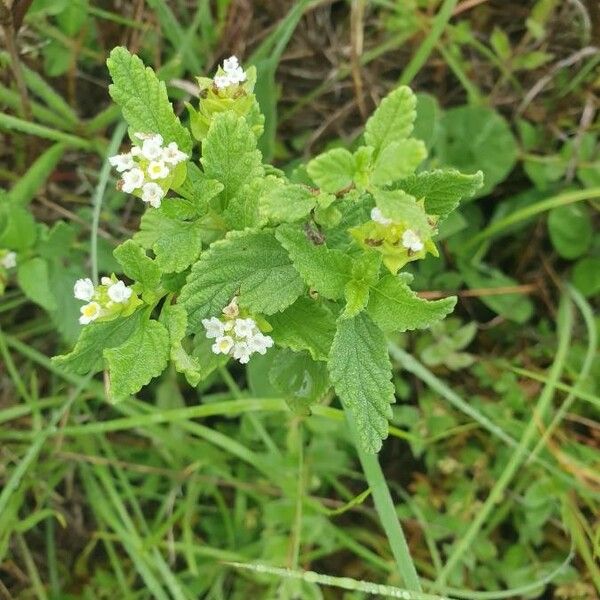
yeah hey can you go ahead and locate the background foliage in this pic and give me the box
[0,0,598,598]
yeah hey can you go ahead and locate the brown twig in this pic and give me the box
[418,283,538,300]
[350,0,367,120]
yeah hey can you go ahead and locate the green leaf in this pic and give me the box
[106,47,192,153]
[53,311,144,375]
[307,148,355,193]
[367,274,456,332]
[7,143,65,207]
[222,176,272,230]
[413,92,440,150]
[268,296,336,361]
[328,313,394,453]
[162,304,202,386]
[134,201,203,273]
[17,257,57,311]
[547,205,592,260]
[179,229,305,329]
[394,169,484,221]
[174,163,223,215]
[201,111,263,206]
[270,349,330,415]
[343,253,381,318]
[372,189,430,232]
[435,106,517,196]
[0,206,37,251]
[364,86,417,154]
[261,182,316,224]
[113,240,161,297]
[371,138,427,185]
[104,318,169,402]
[572,257,600,298]
[275,224,352,300]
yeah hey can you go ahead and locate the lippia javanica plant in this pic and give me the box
[54,47,483,454]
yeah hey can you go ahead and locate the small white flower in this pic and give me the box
[122,168,145,193]
[109,152,135,173]
[131,146,142,157]
[101,276,113,286]
[402,229,424,252]
[234,317,258,339]
[107,280,132,303]
[223,55,246,84]
[232,340,252,364]
[141,135,164,160]
[223,56,240,72]
[147,160,170,180]
[222,297,239,318]
[79,301,102,325]
[248,333,273,355]
[214,74,232,89]
[212,335,234,355]
[73,277,95,301]
[141,182,164,208]
[202,317,226,339]
[0,251,17,270]
[371,207,392,226]
[161,142,187,165]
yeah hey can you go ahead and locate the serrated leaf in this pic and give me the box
[17,257,57,311]
[275,225,352,300]
[394,169,484,221]
[367,274,456,332]
[343,253,381,318]
[113,240,161,297]
[270,349,330,415]
[104,318,169,402]
[328,313,394,453]
[134,202,203,273]
[268,297,336,361]
[179,229,304,329]
[307,148,355,193]
[222,176,272,230]
[201,111,263,207]
[260,182,316,224]
[371,138,427,185]
[53,311,144,375]
[107,47,192,153]
[0,206,37,251]
[372,189,430,232]
[364,86,417,155]
[174,162,223,215]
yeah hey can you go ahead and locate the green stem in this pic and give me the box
[399,0,458,86]
[347,413,422,591]
[465,187,600,250]
[0,112,95,150]
[91,121,127,283]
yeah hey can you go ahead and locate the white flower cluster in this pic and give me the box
[370,207,424,252]
[74,277,133,325]
[202,298,273,364]
[0,251,16,270]
[213,56,247,90]
[109,133,187,208]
